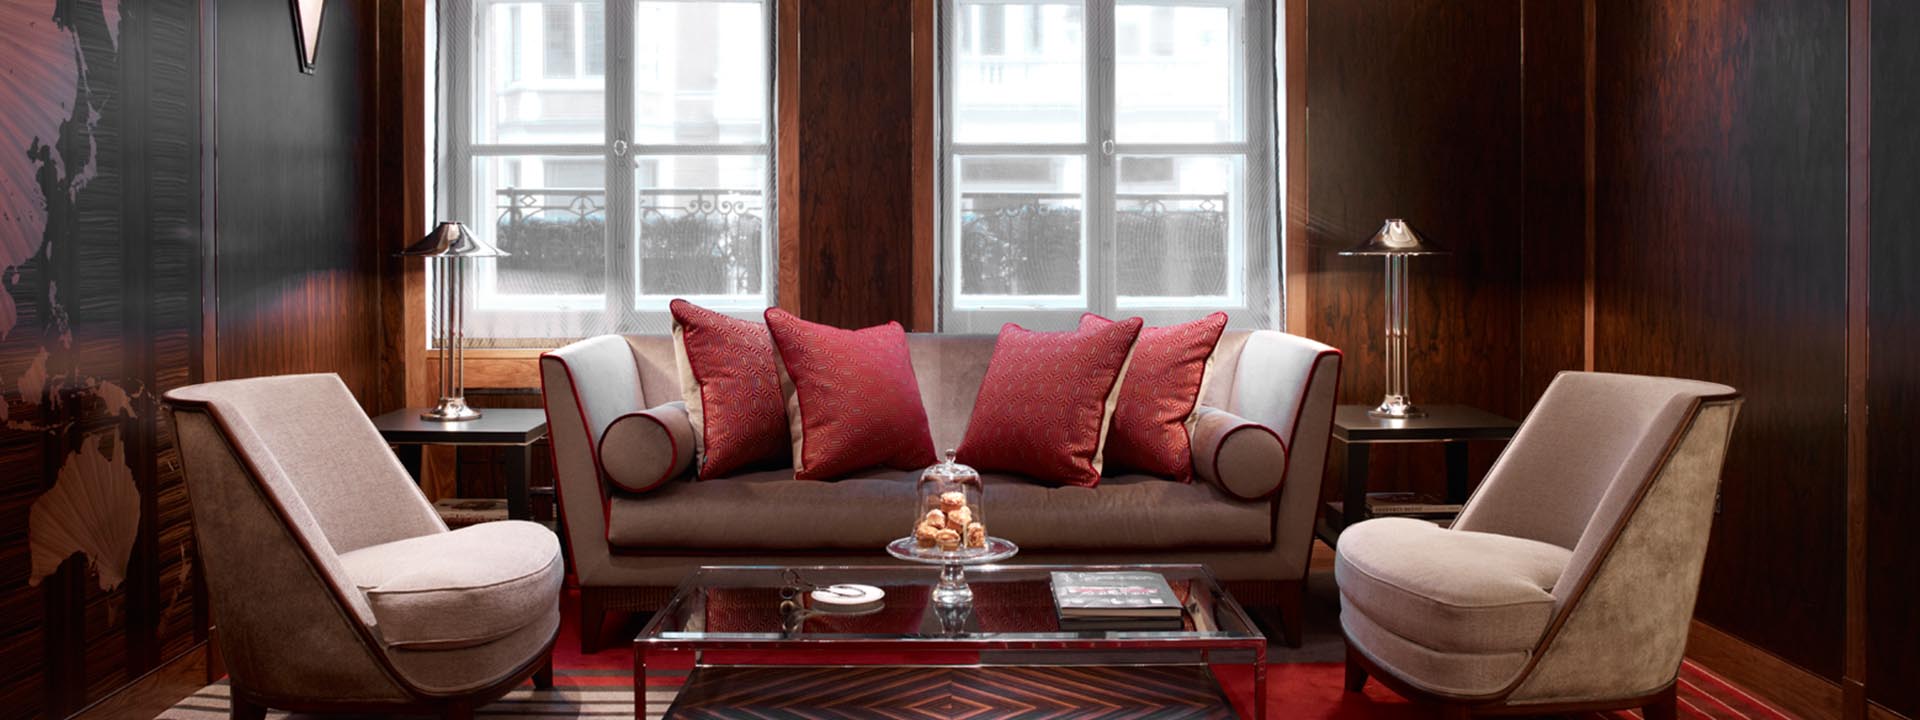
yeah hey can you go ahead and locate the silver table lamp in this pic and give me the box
[401,222,507,421]
[1340,219,1448,419]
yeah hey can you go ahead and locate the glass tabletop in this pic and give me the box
[634,563,1264,650]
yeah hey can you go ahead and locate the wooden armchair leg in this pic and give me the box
[1644,684,1678,720]
[1343,645,1368,692]
[533,649,555,689]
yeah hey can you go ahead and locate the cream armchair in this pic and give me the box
[164,374,562,720]
[1338,372,1741,719]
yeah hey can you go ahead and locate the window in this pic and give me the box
[940,0,1279,332]
[442,0,775,347]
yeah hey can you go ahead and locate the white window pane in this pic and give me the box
[956,155,1086,302]
[1116,155,1238,301]
[634,2,769,145]
[952,2,1085,144]
[636,155,769,301]
[478,2,605,145]
[475,155,607,306]
[1115,2,1238,143]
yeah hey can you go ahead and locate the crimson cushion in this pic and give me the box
[1079,312,1227,483]
[670,299,791,479]
[956,318,1144,487]
[764,308,938,480]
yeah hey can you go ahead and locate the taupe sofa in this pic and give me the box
[542,330,1341,651]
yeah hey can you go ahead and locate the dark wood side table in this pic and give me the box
[1317,404,1519,546]
[371,408,550,521]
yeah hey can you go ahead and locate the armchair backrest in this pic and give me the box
[1454,372,1733,553]
[167,374,443,554]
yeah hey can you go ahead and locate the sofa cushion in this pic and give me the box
[339,521,563,650]
[1335,517,1570,654]
[765,308,938,480]
[599,401,695,493]
[670,299,792,479]
[1190,406,1289,500]
[956,319,1143,487]
[606,471,1271,551]
[1080,312,1227,484]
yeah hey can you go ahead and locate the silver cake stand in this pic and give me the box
[886,536,1018,608]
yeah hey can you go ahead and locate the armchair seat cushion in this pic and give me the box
[1335,517,1570,654]
[606,470,1272,551]
[340,521,563,650]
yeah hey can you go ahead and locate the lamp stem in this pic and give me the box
[423,255,482,420]
[1371,254,1424,418]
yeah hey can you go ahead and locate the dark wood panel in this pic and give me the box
[1305,0,1525,496]
[212,0,383,407]
[1866,0,1920,712]
[787,0,916,328]
[1589,0,1847,680]
[1519,0,1590,404]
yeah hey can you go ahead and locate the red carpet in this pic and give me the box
[551,590,1797,720]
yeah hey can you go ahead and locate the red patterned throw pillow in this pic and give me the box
[1080,312,1229,483]
[670,300,791,479]
[956,318,1145,487]
[764,309,938,480]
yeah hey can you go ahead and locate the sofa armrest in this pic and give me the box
[598,402,695,493]
[540,335,647,587]
[1222,330,1343,580]
[1190,406,1290,500]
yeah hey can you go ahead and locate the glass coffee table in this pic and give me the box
[634,563,1267,719]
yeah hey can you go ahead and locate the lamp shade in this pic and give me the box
[1339,219,1447,256]
[399,221,508,258]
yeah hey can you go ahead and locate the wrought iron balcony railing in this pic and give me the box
[492,187,765,296]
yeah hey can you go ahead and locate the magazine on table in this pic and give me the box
[1050,571,1185,626]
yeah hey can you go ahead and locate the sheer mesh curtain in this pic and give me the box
[938,0,1280,333]
[435,0,777,350]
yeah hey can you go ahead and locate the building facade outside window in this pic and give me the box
[441,0,775,347]
[941,0,1280,331]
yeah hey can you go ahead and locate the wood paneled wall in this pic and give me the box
[1587,0,1848,682]
[1866,1,1920,716]
[775,0,919,329]
[1304,0,1526,493]
[212,0,385,406]
[1307,0,1917,714]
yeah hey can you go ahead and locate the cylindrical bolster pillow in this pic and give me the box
[1189,406,1289,500]
[597,401,696,493]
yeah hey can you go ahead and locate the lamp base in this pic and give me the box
[1367,395,1426,419]
[422,397,482,422]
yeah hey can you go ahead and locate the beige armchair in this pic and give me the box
[164,374,562,720]
[1337,372,1742,719]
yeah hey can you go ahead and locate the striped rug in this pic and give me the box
[158,584,1799,719]
[155,657,1793,719]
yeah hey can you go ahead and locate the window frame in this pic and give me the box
[441,0,779,347]
[937,0,1279,332]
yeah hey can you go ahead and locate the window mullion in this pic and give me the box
[606,0,636,328]
[1089,0,1116,317]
